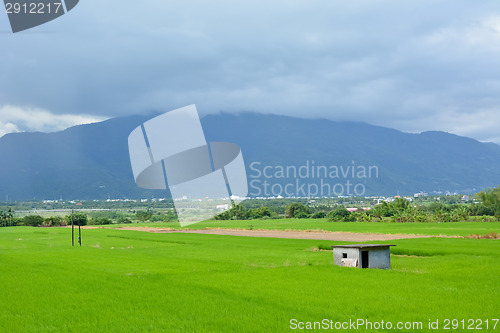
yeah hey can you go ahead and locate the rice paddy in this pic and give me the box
[0,223,498,332]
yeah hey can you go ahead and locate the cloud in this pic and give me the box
[0,121,20,138]
[424,16,500,51]
[0,105,106,137]
[1,0,500,144]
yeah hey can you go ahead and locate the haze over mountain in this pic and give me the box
[0,112,499,201]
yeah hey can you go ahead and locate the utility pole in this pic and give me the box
[78,220,81,246]
[71,209,74,246]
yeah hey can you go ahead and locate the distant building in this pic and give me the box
[216,204,229,210]
[346,208,371,212]
[331,244,396,269]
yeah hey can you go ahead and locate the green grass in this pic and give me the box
[109,219,500,237]
[0,226,499,332]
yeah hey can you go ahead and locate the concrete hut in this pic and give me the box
[331,244,396,269]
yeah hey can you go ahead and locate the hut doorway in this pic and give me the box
[361,251,369,268]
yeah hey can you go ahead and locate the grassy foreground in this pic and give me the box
[110,219,500,237]
[0,226,499,332]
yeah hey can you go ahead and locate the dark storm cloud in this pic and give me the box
[1,0,500,143]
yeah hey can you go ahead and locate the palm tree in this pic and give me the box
[7,208,13,226]
[0,211,6,227]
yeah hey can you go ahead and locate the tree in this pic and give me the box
[136,210,152,222]
[6,209,13,227]
[164,210,178,222]
[246,206,274,219]
[476,186,500,211]
[0,210,6,227]
[327,206,353,222]
[215,204,247,220]
[372,201,393,217]
[467,204,495,216]
[257,206,272,218]
[284,203,311,218]
[392,198,411,212]
[65,212,88,226]
[372,198,412,218]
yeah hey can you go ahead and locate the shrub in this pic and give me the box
[468,204,495,216]
[164,210,178,222]
[136,210,152,222]
[22,215,44,227]
[90,211,124,220]
[294,211,310,219]
[42,216,65,227]
[151,214,165,222]
[318,244,331,251]
[90,217,113,225]
[327,207,351,221]
[116,217,132,224]
[9,217,20,226]
[311,211,326,219]
[356,212,372,222]
[426,202,445,213]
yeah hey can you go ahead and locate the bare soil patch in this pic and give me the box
[465,232,499,239]
[113,227,434,241]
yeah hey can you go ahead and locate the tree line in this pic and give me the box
[215,186,500,222]
[3,186,499,226]
[0,209,178,227]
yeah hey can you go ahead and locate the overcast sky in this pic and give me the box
[1,0,500,143]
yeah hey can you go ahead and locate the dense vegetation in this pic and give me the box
[216,186,500,222]
[1,186,499,226]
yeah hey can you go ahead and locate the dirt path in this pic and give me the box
[113,227,434,241]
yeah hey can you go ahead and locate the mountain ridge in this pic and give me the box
[0,112,499,200]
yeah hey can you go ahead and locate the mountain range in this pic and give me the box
[0,112,499,201]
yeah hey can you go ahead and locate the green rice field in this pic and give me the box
[0,223,499,332]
